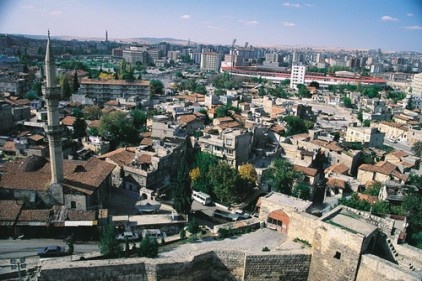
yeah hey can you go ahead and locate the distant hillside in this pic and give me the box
[3,33,189,45]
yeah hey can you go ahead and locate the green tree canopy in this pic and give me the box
[99,111,139,148]
[99,223,122,258]
[150,79,164,95]
[215,103,241,118]
[172,151,193,214]
[72,117,87,139]
[208,161,245,205]
[411,141,422,158]
[72,71,79,93]
[342,97,353,108]
[283,116,309,136]
[83,105,102,120]
[296,84,311,98]
[191,152,219,195]
[60,76,72,99]
[138,234,158,258]
[265,158,299,195]
[130,109,147,130]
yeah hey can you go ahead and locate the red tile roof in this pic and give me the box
[326,178,347,189]
[293,164,318,177]
[61,116,76,126]
[324,163,349,175]
[0,200,23,222]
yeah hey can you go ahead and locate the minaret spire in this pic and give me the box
[43,30,64,204]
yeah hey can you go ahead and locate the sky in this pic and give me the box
[0,0,422,52]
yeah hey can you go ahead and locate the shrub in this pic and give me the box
[262,247,270,252]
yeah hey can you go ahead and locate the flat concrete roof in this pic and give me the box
[327,209,377,236]
[263,192,312,212]
[112,214,187,226]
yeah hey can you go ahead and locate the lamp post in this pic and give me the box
[10,257,26,281]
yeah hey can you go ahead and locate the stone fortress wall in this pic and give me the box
[39,250,311,281]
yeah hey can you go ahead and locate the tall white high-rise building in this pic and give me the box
[200,52,221,72]
[290,64,306,89]
[411,72,422,96]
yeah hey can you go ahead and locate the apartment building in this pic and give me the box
[78,78,150,106]
[411,72,422,96]
[197,128,252,168]
[200,52,221,72]
[290,64,306,89]
[377,121,409,143]
[345,126,385,148]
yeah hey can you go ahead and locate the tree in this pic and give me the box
[342,97,353,108]
[215,104,240,118]
[208,161,245,205]
[297,84,311,98]
[187,217,200,234]
[150,79,164,95]
[291,182,311,200]
[363,120,371,127]
[138,234,158,258]
[411,141,422,158]
[83,105,102,120]
[99,111,139,148]
[60,76,72,99]
[172,152,193,214]
[309,81,319,89]
[238,163,257,186]
[191,152,219,195]
[130,109,146,130]
[363,182,382,196]
[283,116,308,136]
[72,71,79,93]
[72,117,87,139]
[99,223,122,258]
[265,158,298,195]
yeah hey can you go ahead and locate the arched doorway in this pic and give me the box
[267,210,290,234]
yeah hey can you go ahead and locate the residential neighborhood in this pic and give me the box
[0,26,422,280]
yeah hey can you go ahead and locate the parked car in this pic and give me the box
[116,231,139,241]
[37,245,66,258]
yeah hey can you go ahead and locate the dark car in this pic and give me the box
[37,245,66,258]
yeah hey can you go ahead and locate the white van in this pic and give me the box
[142,229,166,239]
[192,190,212,205]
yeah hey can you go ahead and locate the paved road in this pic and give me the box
[0,238,99,277]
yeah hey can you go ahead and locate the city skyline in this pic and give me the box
[0,0,421,52]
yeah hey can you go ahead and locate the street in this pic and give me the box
[0,238,99,278]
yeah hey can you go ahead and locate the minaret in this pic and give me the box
[44,31,64,204]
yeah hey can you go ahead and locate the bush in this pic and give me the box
[262,246,270,252]
[179,228,186,239]
[138,234,158,258]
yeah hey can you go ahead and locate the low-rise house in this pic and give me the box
[293,164,319,186]
[100,138,185,193]
[0,155,115,211]
[357,161,409,185]
[345,126,385,148]
[377,121,409,143]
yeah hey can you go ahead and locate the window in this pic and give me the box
[71,201,76,209]
[334,251,341,259]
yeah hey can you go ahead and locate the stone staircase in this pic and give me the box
[386,238,417,272]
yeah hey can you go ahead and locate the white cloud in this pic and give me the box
[239,20,259,26]
[282,2,302,8]
[304,3,316,7]
[282,21,296,27]
[49,10,62,16]
[406,13,413,17]
[404,25,422,30]
[381,15,399,22]
[180,14,191,20]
